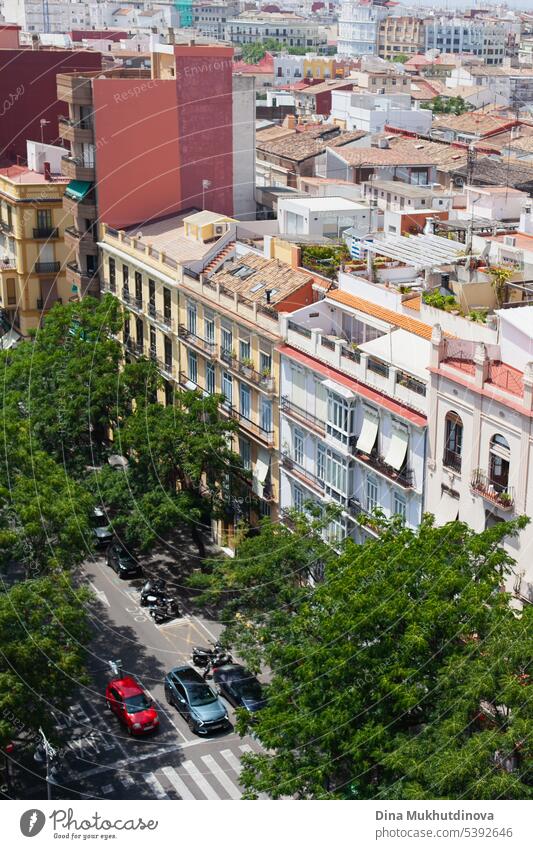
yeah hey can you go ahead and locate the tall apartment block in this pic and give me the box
[57,41,256,299]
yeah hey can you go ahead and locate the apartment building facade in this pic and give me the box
[337,0,389,57]
[226,13,326,51]
[278,274,429,546]
[0,147,72,335]
[426,316,533,600]
[98,211,315,547]
[192,2,239,41]
[377,16,424,61]
[424,17,506,65]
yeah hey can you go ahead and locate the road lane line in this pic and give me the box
[201,754,242,799]
[143,772,169,799]
[161,766,196,800]
[181,760,220,800]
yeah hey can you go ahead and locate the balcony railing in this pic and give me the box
[221,402,274,445]
[219,346,274,390]
[280,395,326,433]
[122,291,143,314]
[280,451,324,491]
[178,324,216,357]
[396,370,426,397]
[443,448,462,473]
[147,303,174,332]
[36,296,62,310]
[287,319,312,339]
[471,469,514,511]
[367,358,390,378]
[125,338,143,357]
[352,446,414,489]
[33,227,59,239]
[35,261,60,274]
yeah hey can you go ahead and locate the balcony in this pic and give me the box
[66,261,99,295]
[178,324,216,357]
[443,448,462,473]
[35,261,60,275]
[64,225,97,253]
[63,193,96,220]
[352,445,414,489]
[125,338,144,358]
[121,291,143,315]
[147,303,174,333]
[219,346,275,392]
[153,356,175,381]
[280,395,325,435]
[57,75,93,105]
[33,227,59,240]
[221,402,274,446]
[471,469,514,511]
[101,280,117,295]
[280,451,324,493]
[58,115,94,144]
[0,219,13,235]
[61,155,95,182]
[36,296,62,310]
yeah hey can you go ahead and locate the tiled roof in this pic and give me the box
[432,113,516,137]
[327,289,435,340]
[296,79,353,95]
[257,128,366,163]
[210,252,312,304]
[450,156,533,186]
[402,295,421,312]
[331,144,439,168]
[256,125,296,143]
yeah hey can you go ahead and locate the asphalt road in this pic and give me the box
[8,537,263,801]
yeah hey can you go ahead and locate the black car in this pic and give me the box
[106,541,142,579]
[164,665,230,735]
[213,664,266,714]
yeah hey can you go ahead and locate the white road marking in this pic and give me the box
[201,754,242,799]
[220,748,244,774]
[191,615,219,642]
[240,744,254,754]
[181,759,220,800]
[89,582,110,607]
[143,772,169,799]
[161,766,196,800]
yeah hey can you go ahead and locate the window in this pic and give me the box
[222,371,233,405]
[109,257,115,289]
[260,399,272,433]
[221,326,233,354]
[148,279,155,311]
[188,350,197,384]
[239,437,251,470]
[327,518,346,545]
[206,362,215,395]
[135,271,142,303]
[204,313,215,343]
[326,449,347,494]
[37,209,52,231]
[366,477,378,513]
[294,428,304,466]
[122,264,129,292]
[317,442,326,482]
[489,433,510,492]
[260,350,272,375]
[164,336,172,369]
[393,493,406,520]
[444,411,463,472]
[293,484,305,512]
[187,301,197,335]
[135,317,143,346]
[163,287,171,321]
[240,383,251,419]
[327,392,354,445]
[239,338,251,362]
[149,326,156,356]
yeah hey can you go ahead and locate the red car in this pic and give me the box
[105,676,159,735]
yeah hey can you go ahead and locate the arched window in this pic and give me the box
[443,411,463,472]
[489,434,510,493]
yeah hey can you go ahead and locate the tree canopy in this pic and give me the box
[199,513,532,800]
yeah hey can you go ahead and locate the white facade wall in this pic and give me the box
[232,75,256,220]
[330,90,432,135]
[274,54,305,86]
[278,197,373,237]
[338,1,389,57]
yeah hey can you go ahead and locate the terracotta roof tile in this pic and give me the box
[402,295,421,312]
[327,289,435,339]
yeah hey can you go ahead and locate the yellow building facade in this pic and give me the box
[0,165,72,335]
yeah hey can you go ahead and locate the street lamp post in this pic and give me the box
[37,728,57,801]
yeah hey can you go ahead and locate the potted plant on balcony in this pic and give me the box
[241,356,254,377]
[260,366,272,386]
[497,491,513,509]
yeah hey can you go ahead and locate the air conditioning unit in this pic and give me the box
[504,235,516,247]
[215,225,224,235]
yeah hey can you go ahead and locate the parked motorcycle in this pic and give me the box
[192,640,232,670]
[140,578,166,607]
[149,595,179,624]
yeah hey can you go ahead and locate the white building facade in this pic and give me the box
[337,0,389,58]
[330,91,433,135]
[424,17,506,65]
[278,273,428,546]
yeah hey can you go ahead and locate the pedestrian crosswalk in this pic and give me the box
[142,743,253,800]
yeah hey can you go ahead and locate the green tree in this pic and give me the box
[212,514,532,799]
[0,573,90,748]
[392,54,409,63]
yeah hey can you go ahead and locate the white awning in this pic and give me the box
[384,429,408,471]
[321,378,356,400]
[183,379,197,391]
[356,409,379,454]
[435,493,459,526]
[253,447,271,496]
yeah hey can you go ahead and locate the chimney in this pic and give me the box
[43,162,51,181]
[31,33,39,50]
[265,289,272,304]
[167,27,175,44]
[520,201,533,235]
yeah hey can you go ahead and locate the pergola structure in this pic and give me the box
[362,233,469,269]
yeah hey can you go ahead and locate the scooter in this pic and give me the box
[140,578,166,607]
[192,640,232,669]
[149,595,179,624]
